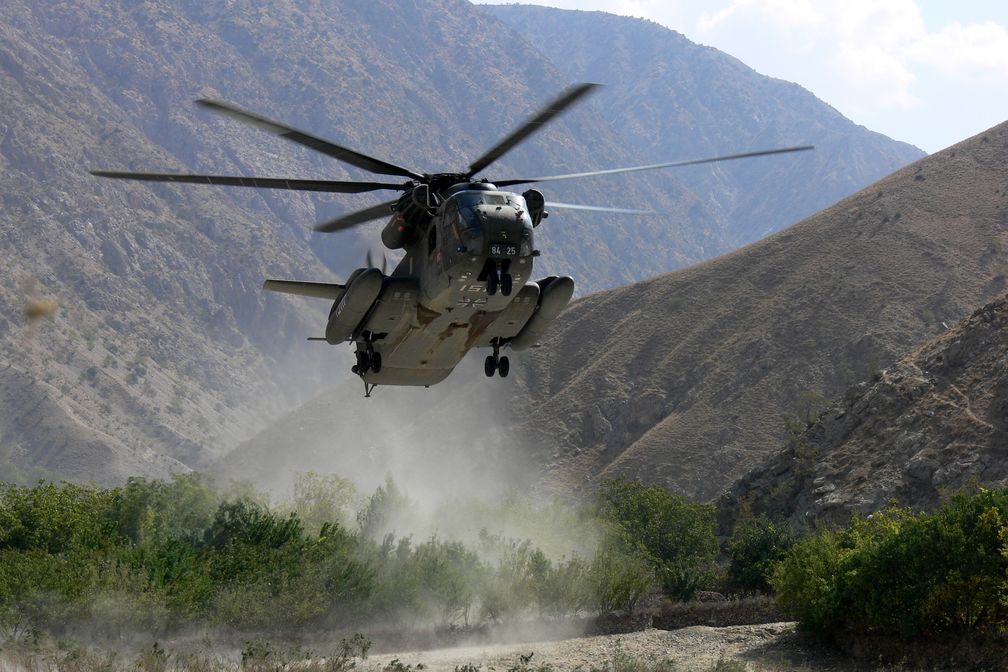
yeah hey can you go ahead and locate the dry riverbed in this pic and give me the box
[366,623,855,672]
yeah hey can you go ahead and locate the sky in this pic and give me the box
[474,0,1008,153]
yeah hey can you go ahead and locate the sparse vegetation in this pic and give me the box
[0,475,716,642]
[727,513,796,593]
[772,488,1008,642]
[597,479,718,601]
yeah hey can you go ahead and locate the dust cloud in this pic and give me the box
[211,352,594,559]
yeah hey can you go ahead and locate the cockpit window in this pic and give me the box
[446,190,533,255]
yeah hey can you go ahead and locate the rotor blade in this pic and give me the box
[263,279,346,300]
[196,99,425,180]
[495,145,815,187]
[545,201,655,215]
[91,170,407,194]
[466,83,600,178]
[314,199,398,233]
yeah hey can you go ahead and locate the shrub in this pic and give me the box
[111,474,218,546]
[356,477,415,541]
[727,513,795,592]
[597,479,718,600]
[771,489,1008,639]
[586,544,653,613]
[0,482,119,552]
[291,471,361,535]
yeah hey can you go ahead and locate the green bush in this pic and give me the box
[771,489,1008,639]
[0,476,729,638]
[586,544,653,613]
[0,482,119,552]
[727,513,795,592]
[597,479,718,600]
[111,474,219,546]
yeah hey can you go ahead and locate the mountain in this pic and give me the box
[719,292,1008,529]
[515,120,1008,502]
[0,0,727,483]
[0,0,924,484]
[483,5,925,245]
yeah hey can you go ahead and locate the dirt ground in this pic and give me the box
[366,623,855,672]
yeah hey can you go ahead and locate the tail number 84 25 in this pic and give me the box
[490,242,518,257]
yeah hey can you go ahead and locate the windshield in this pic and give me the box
[445,190,534,255]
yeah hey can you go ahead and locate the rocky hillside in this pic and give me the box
[484,5,924,245]
[720,293,1008,529]
[517,120,1008,501]
[0,0,924,484]
[0,0,719,483]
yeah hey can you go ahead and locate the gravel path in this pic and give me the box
[365,623,849,672]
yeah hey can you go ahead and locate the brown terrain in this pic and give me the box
[0,0,917,485]
[365,623,842,672]
[0,0,711,483]
[720,291,1008,529]
[486,4,923,245]
[517,120,1008,501]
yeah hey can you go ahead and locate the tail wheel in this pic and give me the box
[497,356,510,378]
[484,355,497,377]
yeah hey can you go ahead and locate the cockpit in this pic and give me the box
[440,190,534,259]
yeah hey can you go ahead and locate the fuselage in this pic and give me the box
[359,185,540,385]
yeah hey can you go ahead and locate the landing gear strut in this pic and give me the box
[484,339,510,378]
[352,348,382,375]
[351,339,382,397]
[486,263,513,297]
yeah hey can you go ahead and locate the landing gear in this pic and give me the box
[501,272,513,297]
[485,263,513,297]
[352,346,381,398]
[352,343,381,376]
[484,339,510,378]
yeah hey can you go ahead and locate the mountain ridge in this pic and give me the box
[0,0,926,484]
[514,119,1008,501]
[719,289,1008,530]
[484,4,925,245]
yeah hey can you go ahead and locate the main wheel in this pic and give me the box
[501,273,513,296]
[371,351,382,373]
[497,356,510,378]
[484,355,497,377]
[487,271,498,296]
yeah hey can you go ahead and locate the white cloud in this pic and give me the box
[904,21,1008,76]
[832,42,920,110]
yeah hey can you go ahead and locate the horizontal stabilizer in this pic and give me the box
[263,279,345,299]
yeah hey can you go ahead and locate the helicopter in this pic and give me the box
[93,83,812,397]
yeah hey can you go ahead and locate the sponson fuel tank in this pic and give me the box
[510,276,575,351]
[325,268,383,344]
